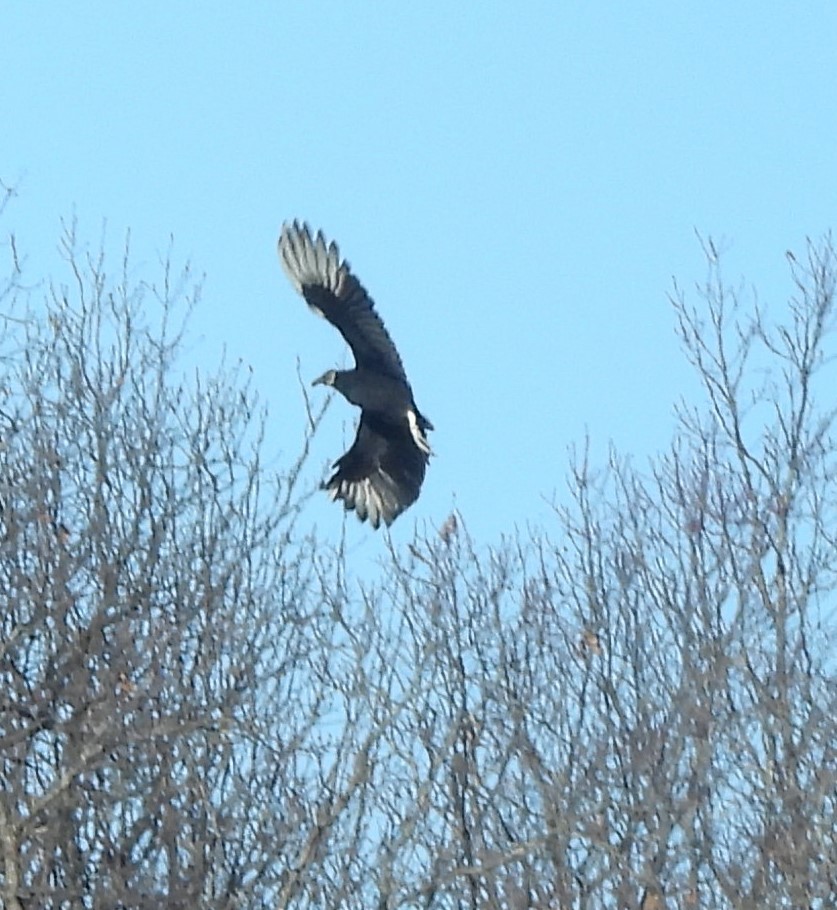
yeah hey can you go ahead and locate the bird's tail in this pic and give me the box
[416,409,434,434]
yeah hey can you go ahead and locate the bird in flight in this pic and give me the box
[279,221,433,528]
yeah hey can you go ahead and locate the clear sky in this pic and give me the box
[5,3,837,547]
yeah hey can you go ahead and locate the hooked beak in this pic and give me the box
[312,371,329,387]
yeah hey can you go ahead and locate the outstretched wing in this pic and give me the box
[324,412,428,528]
[279,221,409,384]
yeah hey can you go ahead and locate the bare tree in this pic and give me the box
[0,220,348,908]
[1,209,834,909]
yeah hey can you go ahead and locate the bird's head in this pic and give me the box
[312,368,338,388]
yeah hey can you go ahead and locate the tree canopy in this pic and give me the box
[0,202,834,908]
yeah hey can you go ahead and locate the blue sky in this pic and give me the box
[5,3,837,546]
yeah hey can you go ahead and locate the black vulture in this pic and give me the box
[278,221,433,528]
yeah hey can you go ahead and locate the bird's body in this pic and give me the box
[278,221,433,528]
[328,368,412,417]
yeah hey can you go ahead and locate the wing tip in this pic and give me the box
[278,219,345,295]
[323,472,409,530]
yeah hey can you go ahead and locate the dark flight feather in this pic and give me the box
[279,221,409,384]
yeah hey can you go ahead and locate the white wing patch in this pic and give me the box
[327,472,405,529]
[278,222,344,311]
[407,409,432,457]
